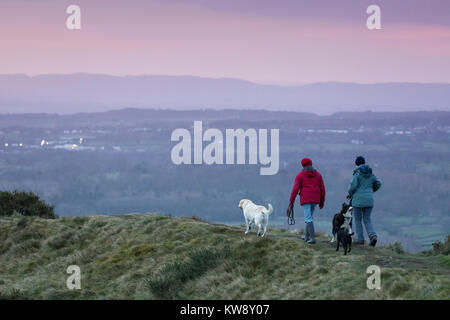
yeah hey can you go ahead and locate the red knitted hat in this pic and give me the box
[301,158,312,167]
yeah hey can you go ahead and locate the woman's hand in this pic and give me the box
[286,202,293,216]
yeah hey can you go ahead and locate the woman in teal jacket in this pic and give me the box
[348,156,382,246]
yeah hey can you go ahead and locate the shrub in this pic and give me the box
[421,235,450,256]
[386,242,405,254]
[0,190,56,219]
[431,235,450,256]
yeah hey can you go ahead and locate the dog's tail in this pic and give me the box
[263,203,273,215]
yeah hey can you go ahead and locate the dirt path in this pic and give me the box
[268,232,450,274]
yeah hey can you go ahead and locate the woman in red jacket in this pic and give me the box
[287,158,326,244]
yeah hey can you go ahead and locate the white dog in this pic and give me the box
[238,199,273,237]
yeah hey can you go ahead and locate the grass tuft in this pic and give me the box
[0,289,31,300]
[147,247,231,299]
[385,242,405,254]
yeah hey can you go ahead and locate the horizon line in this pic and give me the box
[1,107,449,117]
[1,72,450,87]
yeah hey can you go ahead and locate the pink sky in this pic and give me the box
[1,0,449,84]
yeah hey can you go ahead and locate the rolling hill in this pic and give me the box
[0,213,448,300]
[1,74,450,114]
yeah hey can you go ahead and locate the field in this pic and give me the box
[0,214,448,300]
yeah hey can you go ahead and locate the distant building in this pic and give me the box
[351,139,364,145]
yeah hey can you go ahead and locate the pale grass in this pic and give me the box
[0,214,448,300]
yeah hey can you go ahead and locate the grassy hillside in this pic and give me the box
[0,214,449,300]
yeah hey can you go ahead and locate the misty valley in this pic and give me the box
[0,109,448,253]
[170,121,279,175]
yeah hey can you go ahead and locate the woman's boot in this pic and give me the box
[306,222,316,244]
[369,235,377,247]
[301,223,310,241]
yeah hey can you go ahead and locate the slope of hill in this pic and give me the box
[0,214,448,300]
[1,74,450,114]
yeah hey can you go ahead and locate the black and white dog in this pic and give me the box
[336,228,352,255]
[330,203,354,243]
